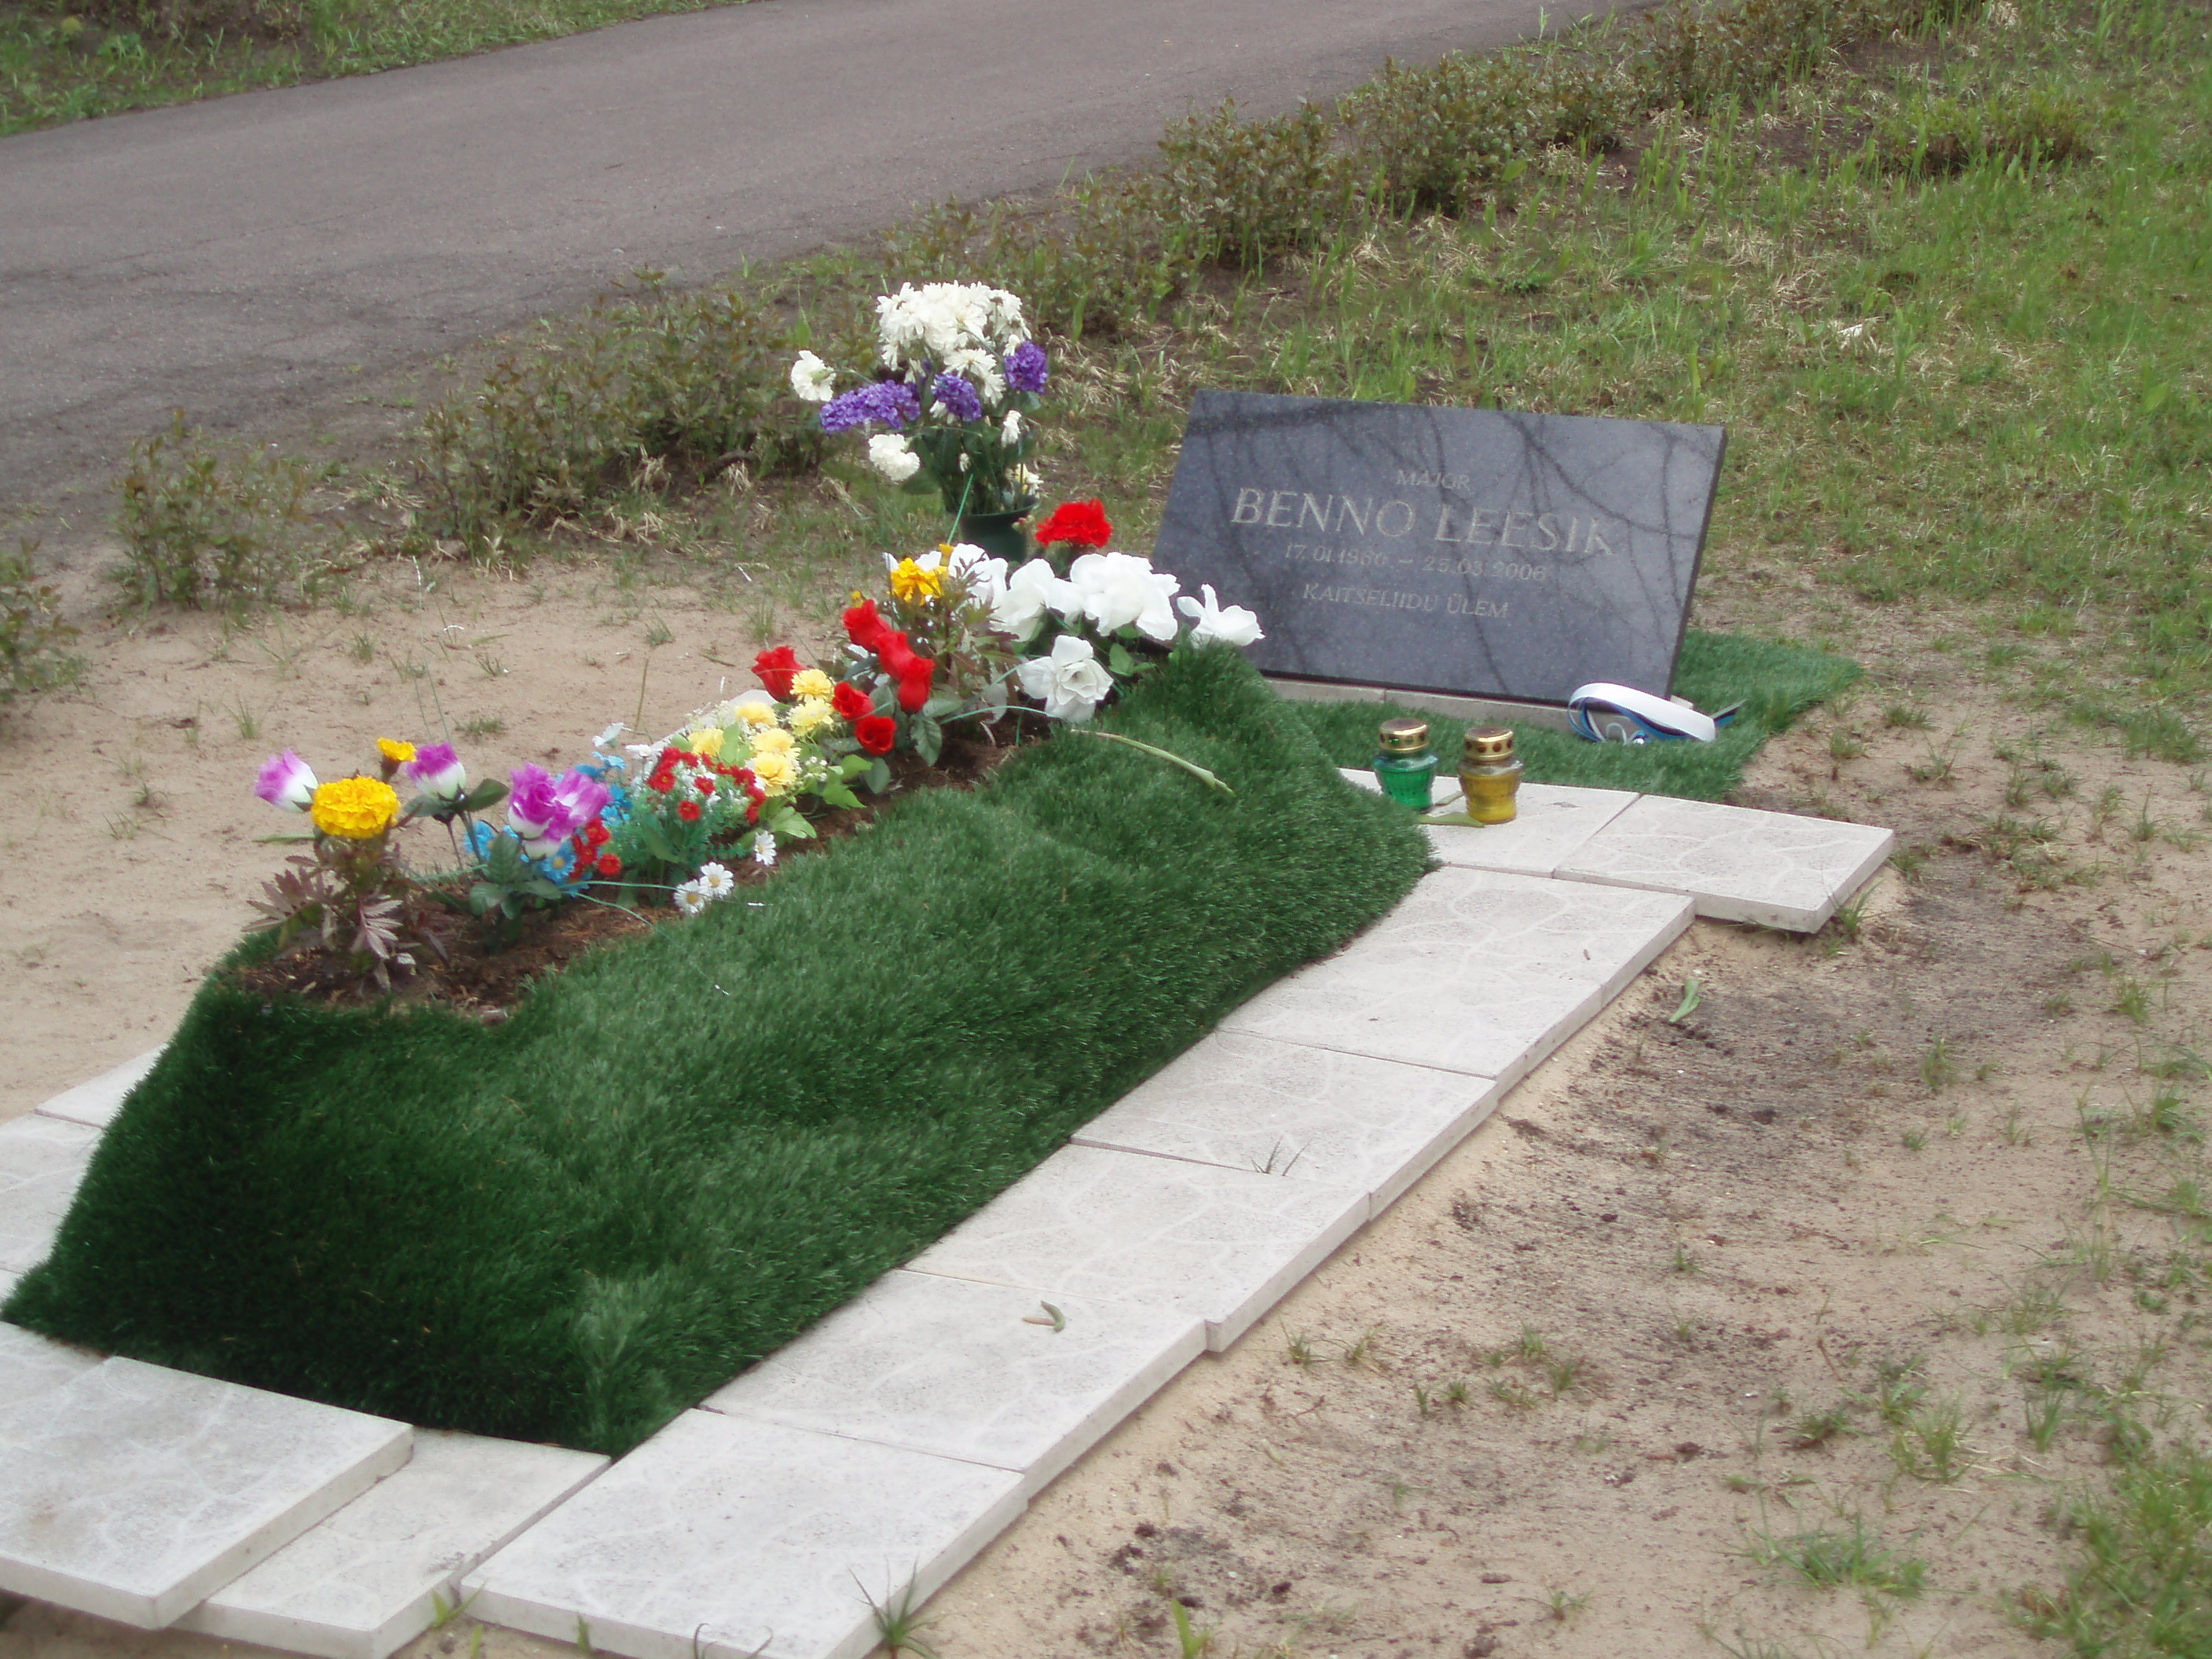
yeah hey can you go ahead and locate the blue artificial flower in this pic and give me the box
[1005,340,1049,394]
[930,371,984,423]
[819,380,921,434]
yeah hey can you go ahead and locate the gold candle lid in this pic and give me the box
[1379,718,1431,755]
[1463,725,1516,761]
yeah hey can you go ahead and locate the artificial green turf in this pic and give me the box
[1284,629,1859,799]
[4,648,1426,1455]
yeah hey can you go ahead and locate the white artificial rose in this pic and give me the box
[991,557,1075,642]
[1068,551,1181,644]
[1176,583,1265,649]
[789,351,835,403]
[1016,633,1115,723]
[866,433,922,482]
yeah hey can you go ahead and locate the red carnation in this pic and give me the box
[647,772,675,794]
[595,852,622,877]
[855,714,897,756]
[587,820,610,848]
[696,775,716,794]
[753,645,803,701]
[1034,498,1112,552]
[678,799,702,822]
[831,680,873,720]
[842,599,897,656]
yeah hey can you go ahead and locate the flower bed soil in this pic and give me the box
[232,729,1027,1016]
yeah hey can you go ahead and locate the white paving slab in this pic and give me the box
[1341,767,1639,877]
[1220,866,1693,1085]
[1557,793,1895,931]
[906,1144,1366,1351]
[36,1047,164,1129]
[180,1430,606,1659]
[464,1410,1024,1659]
[0,1111,101,1273]
[704,1272,1202,1498]
[1073,1032,1503,1214]
[1,1317,101,1410]
[0,1357,412,1628]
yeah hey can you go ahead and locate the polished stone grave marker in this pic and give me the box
[1154,390,1725,707]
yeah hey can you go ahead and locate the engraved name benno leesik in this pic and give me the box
[1226,469,1626,623]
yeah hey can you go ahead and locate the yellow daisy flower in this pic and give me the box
[890,558,944,603]
[686,727,724,759]
[788,698,838,738]
[790,668,836,702]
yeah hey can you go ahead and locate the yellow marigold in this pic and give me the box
[734,697,778,729]
[376,738,416,766]
[788,698,837,738]
[310,775,400,840]
[750,750,796,797]
[790,668,836,702]
[890,558,944,603]
[750,727,796,757]
[686,727,724,759]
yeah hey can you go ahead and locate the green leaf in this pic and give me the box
[910,713,943,767]
[485,834,523,881]
[1107,643,1137,676]
[1668,976,1705,1024]
[460,778,509,813]
[921,691,963,720]
[866,759,892,794]
[818,780,861,810]
[767,804,815,839]
[522,879,566,902]
[467,881,501,916]
[899,471,938,496]
[837,753,873,779]
[638,812,679,864]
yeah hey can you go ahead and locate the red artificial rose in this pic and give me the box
[595,852,622,877]
[753,645,803,701]
[842,599,897,656]
[873,632,936,714]
[855,714,897,756]
[1034,498,1113,551]
[830,680,873,720]
[678,800,702,823]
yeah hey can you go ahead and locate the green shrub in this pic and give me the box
[1872,81,2095,174]
[1543,53,1643,151]
[412,276,819,546]
[1156,98,1352,266]
[1341,53,1547,216]
[5,649,1428,1453]
[1639,0,1848,113]
[0,540,80,705]
[114,412,318,610]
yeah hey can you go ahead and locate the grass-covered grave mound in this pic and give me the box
[5,649,1428,1455]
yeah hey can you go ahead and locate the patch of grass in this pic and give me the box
[1287,630,1860,800]
[1750,1517,1928,1598]
[0,0,757,137]
[2024,1442,2212,1657]
[4,650,1428,1454]
[0,537,79,705]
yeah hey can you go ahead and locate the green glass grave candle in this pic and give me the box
[1373,718,1439,809]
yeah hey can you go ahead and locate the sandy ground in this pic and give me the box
[5,551,2210,1659]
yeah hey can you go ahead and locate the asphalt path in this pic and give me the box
[0,0,1617,516]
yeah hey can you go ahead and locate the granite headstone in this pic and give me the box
[1154,390,1725,707]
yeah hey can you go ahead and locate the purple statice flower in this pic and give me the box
[819,379,921,434]
[1004,339,1049,395]
[930,372,984,424]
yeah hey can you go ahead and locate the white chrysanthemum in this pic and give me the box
[1001,409,1024,447]
[867,433,922,482]
[789,350,836,403]
[946,347,1005,403]
[753,830,778,868]
[698,862,736,899]
[673,881,709,917]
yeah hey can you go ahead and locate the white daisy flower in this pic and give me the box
[698,862,736,899]
[753,831,778,868]
[673,881,709,917]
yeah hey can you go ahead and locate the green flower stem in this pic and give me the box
[1063,727,1234,795]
